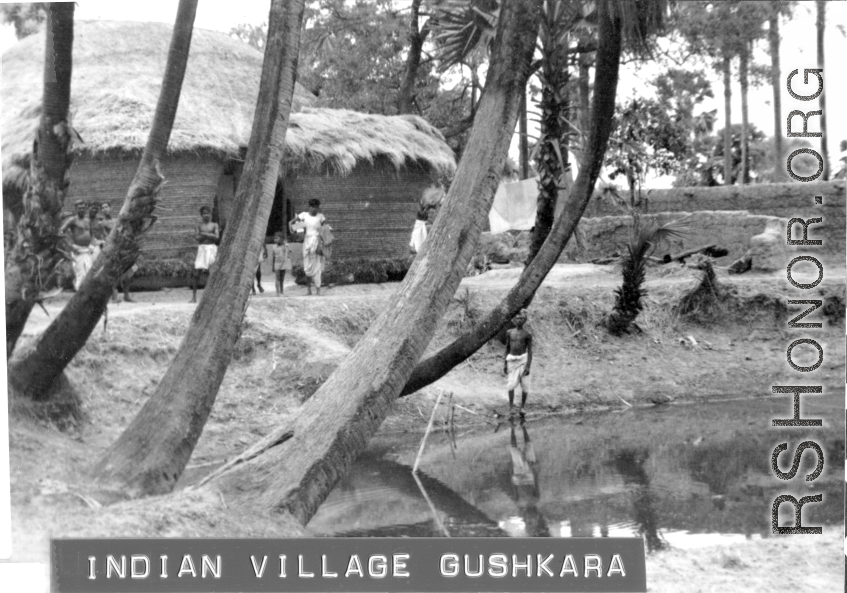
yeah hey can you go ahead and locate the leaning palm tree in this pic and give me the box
[606,212,688,335]
[8,0,199,407]
[402,0,672,396]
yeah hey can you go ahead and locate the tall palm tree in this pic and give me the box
[8,0,199,404]
[767,2,790,181]
[606,213,688,335]
[5,3,75,358]
[396,0,432,114]
[89,0,541,504]
[528,0,578,262]
[739,40,750,184]
[816,0,828,180]
[91,0,308,497]
[722,54,733,185]
[401,0,671,396]
[177,0,543,521]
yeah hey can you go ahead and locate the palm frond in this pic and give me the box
[433,0,500,71]
[608,211,688,334]
[599,0,671,55]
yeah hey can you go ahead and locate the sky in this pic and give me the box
[1,0,845,186]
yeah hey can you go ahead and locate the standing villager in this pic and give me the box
[89,202,106,258]
[270,231,292,296]
[289,198,326,296]
[503,308,533,415]
[59,200,94,291]
[252,240,268,294]
[190,205,219,303]
[409,206,429,254]
[99,202,115,234]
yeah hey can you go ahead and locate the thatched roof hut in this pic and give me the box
[1,20,456,285]
[1,20,316,192]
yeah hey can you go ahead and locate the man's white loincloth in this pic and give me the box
[506,352,530,392]
[195,244,217,270]
[510,441,537,486]
[409,220,428,253]
[72,247,94,291]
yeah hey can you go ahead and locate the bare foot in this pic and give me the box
[189,298,196,304]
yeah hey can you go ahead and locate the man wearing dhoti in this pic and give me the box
[60,200,94,291]
[503,309,533,415]
[190,206,220,303]
[290,198,327,296]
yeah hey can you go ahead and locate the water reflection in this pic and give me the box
[308,398,843,549]
[308,454,507,537]
[503,420,550,537]
[610,448,665,552]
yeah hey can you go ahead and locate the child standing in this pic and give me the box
[270,232,292,296]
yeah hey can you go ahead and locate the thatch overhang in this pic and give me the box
[1,19,456,197]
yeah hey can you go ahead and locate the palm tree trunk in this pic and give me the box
[768,10,783,180]
[4,3,74,358]
[722,54,733,185]
[816,0,828,180]
[396,0,430,115]
[400,2,625,397]
[528,21,569,262]
[519,93,529,179]
[192,0,542,522]
[739,42,750,184]
[577,45,592,142]
[7,0,198,400]
[91,0,308,499]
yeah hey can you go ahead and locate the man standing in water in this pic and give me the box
[60,200,94,291]
[190,206,220,303]
[503,309,533,415]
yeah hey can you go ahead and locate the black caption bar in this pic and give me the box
[52,537,646,593]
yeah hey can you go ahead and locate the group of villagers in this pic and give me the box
[60,199,135,301]
[62,194,533,414]
[189,198,329,302]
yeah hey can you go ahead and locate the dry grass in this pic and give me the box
[2,21,456,193]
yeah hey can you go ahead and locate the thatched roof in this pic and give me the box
[283,109,457,177]
[2,20,456,192]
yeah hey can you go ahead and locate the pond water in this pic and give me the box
[308,396,844,551]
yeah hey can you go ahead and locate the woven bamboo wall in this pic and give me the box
[65,153,225,260]
[282,157,437,261]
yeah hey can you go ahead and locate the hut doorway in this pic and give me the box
[265,182,292,240]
